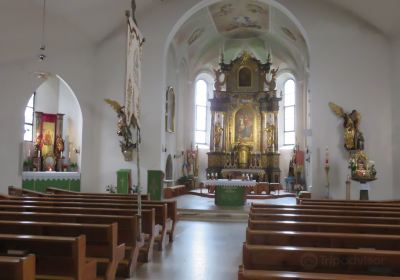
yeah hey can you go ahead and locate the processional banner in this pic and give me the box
[125,17,144,128]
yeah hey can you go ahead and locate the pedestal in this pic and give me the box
[117,169,132,194]
[359,182,370,200]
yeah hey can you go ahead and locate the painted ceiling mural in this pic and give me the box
[170,0,309,71]
[209,0,269,38]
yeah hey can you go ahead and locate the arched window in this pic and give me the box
[283,79,295,145]
[195,79,208,144]
[24,93,35,142]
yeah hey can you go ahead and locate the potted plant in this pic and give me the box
[69,162,78,172]
[23,159,33,171]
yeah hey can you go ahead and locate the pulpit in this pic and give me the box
[207,51,281,182]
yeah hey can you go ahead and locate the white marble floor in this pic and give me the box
[131,221,246,280]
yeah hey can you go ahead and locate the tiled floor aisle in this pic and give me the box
[131,196,296,280]
[132,221,246,280]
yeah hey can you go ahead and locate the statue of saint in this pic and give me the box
[329,103,362,151]
[55,135,64,159]
[265,67,279,91]
[214,121,223,150]
[265,123,275,149]
[213,68,226,92]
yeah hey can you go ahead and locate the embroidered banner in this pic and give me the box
[125,17,144,128]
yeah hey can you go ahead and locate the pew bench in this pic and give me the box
[0,220,124,280]
[249,212,400,224]
[251,203,400,212]
[45,187,150,200]
[0,254,35,280]
[243,244,400,275]
[8,196,178,243]
[0,234,96,280]
[238,266,400,280]
[250,207,400,218]
[0,211,145,278]
[246,229,400,250]
[2,198,173,247]
[248,220,400,236]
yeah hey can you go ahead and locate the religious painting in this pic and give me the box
[39,113,58,157]
[235,108,254,142]
[238,67,252,87]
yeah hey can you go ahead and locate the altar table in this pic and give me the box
[22,172,81,193]
[203,180,257,206]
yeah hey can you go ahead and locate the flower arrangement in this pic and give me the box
[106,184,117,194]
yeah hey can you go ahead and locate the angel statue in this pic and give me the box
[105,99,137,160]
[213,68,226,92]
[329,102,363,151]
[265,67,279,91]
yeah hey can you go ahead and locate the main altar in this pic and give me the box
[207,51,282,182]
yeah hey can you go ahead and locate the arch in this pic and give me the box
[22,74,83,171]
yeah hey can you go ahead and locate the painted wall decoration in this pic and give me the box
[188,28,205,46]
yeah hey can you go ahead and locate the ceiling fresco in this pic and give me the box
[170,0,309,73]
[208,0,269,39]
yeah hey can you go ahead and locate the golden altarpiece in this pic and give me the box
[207,51,282,182]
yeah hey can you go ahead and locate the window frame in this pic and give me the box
[283,79,296,146]
[24,93,35,142]
[194,79,209,145]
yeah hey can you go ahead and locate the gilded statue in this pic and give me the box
[213,68,226,92]
[213,121,223,150]
[55,135,64,159]
[265,67,279,91]
[329,102,362,150]
[265,123,275,149]
[105,99,137,160]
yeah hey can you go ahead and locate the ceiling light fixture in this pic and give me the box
[38,0,47,61]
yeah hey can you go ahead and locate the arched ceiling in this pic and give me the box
[171,0,309,74]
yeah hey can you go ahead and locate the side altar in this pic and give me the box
[207,51,281,182]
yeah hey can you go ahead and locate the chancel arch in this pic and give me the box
[166,0,310,190]
[21,74,83,180]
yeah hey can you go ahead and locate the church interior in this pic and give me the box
[1,0,400,279]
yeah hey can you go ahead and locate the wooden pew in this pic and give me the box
[6,195,178,243]
[250,207,400,218]
[0,254,35,280]
[246,229,400,250]
[249,213,400,224]
[45,186,149,200]
[0,234,96,280]
[0,220,124,280]
[238,266,400,280]
[300,199,400,204]
[248,220,400,235]
[8,186,49,197]
[243,244,400,275]
[0,211,147,277]
[252,203,400,212]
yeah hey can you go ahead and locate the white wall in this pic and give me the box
[58,78,82,166]
[392,38,400,198]
[279,0,393,199]
[35,76,59,114]
[1,0,398,199]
